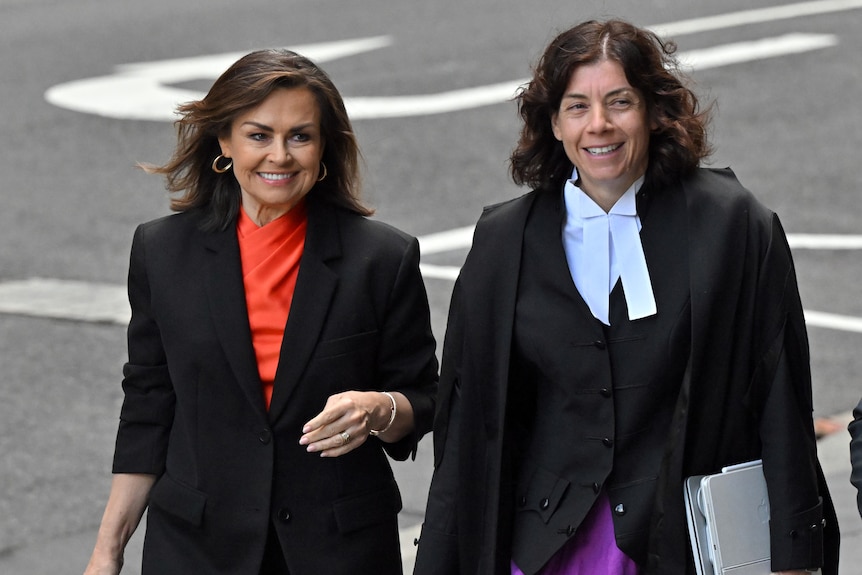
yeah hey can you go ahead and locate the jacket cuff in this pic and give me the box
[769,498,824,572]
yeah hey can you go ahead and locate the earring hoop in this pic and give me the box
[317,161,328,182]
[212,155,233,174]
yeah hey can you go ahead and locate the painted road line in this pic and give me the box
[679,33,837,70]
[0,277,129,325]
[45,37,393,122]
[652,0,862,37]
[788,234,862,249]
[804,310,862,333]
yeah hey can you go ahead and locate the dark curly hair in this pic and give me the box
[510,19,712,193]
[143,49,371,231]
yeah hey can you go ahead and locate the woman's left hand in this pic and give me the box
[299,391,387,457]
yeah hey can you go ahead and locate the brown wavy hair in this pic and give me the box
[510,19,712,193]
[144,49,371,231]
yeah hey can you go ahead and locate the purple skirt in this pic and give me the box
[511,491,640,575]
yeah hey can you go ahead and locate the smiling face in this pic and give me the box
[551,59,651,210]
[218,87,324,226]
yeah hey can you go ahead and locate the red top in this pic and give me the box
[236,201,308,409]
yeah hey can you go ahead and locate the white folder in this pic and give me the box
[684,460,773,575]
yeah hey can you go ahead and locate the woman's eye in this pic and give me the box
[290,133,311,143]
[248,132,268,142]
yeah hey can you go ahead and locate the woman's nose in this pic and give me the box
[588,106,611,132]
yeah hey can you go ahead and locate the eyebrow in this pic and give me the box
[239,121,317,132]
[561,87,637,100]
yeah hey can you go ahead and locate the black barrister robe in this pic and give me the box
[414,168,838,575]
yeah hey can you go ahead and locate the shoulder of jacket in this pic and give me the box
[136,210,201,239]
[475,189,539,233]
[682,167,772,221]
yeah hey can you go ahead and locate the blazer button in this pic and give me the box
[602,437,614,448]
[277,508,292,522]
[592,482,601,494]
[614,504,626,516]
[540,497,550,510]
[593,340,606,350]
[518,496,527,508]
[600,388,612,398]
[258,429,272,444]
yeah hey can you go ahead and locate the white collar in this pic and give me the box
[562,170,656,324]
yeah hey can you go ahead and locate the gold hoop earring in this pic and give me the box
[317,162,328,182]
[212,155,233,174]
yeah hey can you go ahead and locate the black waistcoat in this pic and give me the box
[509,187,690,574]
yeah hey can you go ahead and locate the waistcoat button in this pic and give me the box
[277,508,291,522]
[540,497,550,510]
[259,429,272,444]
[600,388,612,398]
[593,340,606,349]
[602,437,614,448]
[614,504,626,516]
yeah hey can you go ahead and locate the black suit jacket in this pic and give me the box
[414,169,838,575]
[112,196,438,575]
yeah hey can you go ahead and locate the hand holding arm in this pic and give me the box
[84,473,157,575]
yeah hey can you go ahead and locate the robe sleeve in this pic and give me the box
[754,214,827,572]
[414,277,465,574]
[849,397,862,517]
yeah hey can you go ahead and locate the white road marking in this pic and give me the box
[0,277,130,325]
[45,36,393,121]
[804,310,862,333]
[788,234,862,249]
[678,33,837,70]
[651,0,862,37]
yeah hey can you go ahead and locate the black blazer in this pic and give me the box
[112,196,438,575]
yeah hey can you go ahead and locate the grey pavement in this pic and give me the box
[1,414,859,574]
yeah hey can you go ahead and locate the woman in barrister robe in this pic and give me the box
[414,19,837,575]
[84,49,437,575]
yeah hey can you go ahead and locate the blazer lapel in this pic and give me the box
[267,198,340,422]
[202,225,269,420]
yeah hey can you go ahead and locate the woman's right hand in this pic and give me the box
[83,553,122,575]
[83,473,156,575]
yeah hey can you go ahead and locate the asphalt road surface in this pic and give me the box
[2,0,862,572]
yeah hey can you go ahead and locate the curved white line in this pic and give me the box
[652,0,862,37]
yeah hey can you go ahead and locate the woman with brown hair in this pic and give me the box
[414,20,837,575]
[84,49,437,575]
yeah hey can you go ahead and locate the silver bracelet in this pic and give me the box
[369,391,397,436]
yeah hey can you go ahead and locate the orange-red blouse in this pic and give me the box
[236,201,308,409]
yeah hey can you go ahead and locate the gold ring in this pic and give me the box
[340,431,351,445]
